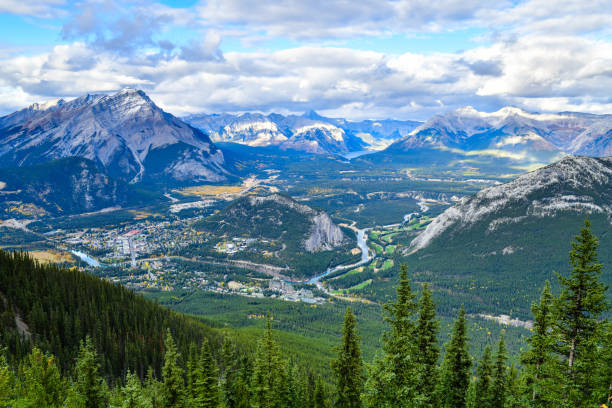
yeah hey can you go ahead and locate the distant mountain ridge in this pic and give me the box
[410,155,612,253]
[0,88,228,184]
[388,106,612,161]
[183,111,421,155]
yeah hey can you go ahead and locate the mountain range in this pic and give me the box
[183,111,421,154]
[388,106,612,162]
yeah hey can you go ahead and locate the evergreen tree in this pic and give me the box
[414,283,440,408]
[491,334,508,408]
[553,219,610,407]
[15,346,66,407]
[161,330,185,408]
[332,307,363,408]
[473,346,493,408]
[505,363,523,408]
[193,338,219,408]
[439,306,472,408]
[251,317,285,408]
[110,370,152,408]
[144,367,165,408]
[521,281,556,406]
[72,337,107,408]
[363,265,418,407]
[314,376,328,408]
[186,343,198,401]
[0,352,14,405]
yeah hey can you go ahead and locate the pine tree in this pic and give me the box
[554,219,610,407]
[144,367,165,408]
[332,307,363,408]
[314,376,327,408]
[473,346,493,408]
[111,370,152,408]
[600,322,612,407]
[15,346,66,407]
[161,330,185,408]
[491,334,508,408]
[0,352,14,405]
[414,283,440,407]
[521,281,556,406]
[186,343,198,402]
[363,265,418,407]
[439,306,472,408]
[251,317,285,408]
[73,337,107,408]
[193,338,219,408]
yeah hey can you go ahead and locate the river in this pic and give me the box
[306,228,373,283]
[71,250,101,267]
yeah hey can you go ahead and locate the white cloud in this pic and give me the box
[0,0,66,18]
[2,1,612,120]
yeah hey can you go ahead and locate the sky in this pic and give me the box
[0,0,612,120]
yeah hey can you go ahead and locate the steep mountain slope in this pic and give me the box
[0,157,153,217]
[0,250,220,379]
[379,155,612,318]
[184,111,420,154]
[195,193,358,277]
[388,106,612,161]
[0,88,227,183]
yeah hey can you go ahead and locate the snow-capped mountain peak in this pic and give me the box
[0,89,227,183]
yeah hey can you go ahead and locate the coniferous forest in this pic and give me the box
[1,219,611,407]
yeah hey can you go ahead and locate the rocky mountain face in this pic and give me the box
[200,193,347,252]
[0,89,227,183]
[410,155,612,252]
[0,157,148,217]
[393,154,612,318]
[388,106,612,162]
[183,111,420,155]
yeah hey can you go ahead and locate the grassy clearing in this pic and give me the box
[381,259,394,271]
[174,185,243,197]
[385,245,396,255]
[28,250,74,264]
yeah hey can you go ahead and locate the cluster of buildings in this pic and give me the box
[58,217,206,263]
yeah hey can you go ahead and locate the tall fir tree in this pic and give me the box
[72,337,107,408]
[186,343,198,402]
[250,317,285,408]
[363,265,418,407]
[332,307,363,408]
[491,334,508,408]
[521,281,556,407]
[553,219,610,407]
[193,338,219,408]
[414,283,440,408]
[439,306,472,408]
[161,330,185,408]
[473,346,493,408]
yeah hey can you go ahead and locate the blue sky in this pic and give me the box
[0,0,611,120]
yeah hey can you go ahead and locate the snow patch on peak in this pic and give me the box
[295,123,345,142]
[29,98,64,111]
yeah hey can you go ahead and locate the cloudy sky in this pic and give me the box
[1,0,612,120]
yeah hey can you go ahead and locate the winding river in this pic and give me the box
[306,228,373,284]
